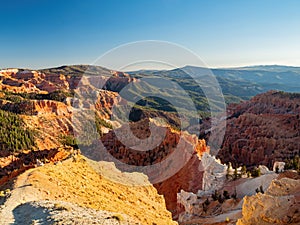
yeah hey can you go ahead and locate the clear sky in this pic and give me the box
[1,0,300,69]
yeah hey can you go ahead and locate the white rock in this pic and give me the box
[273,161,285,172]
[258,165,273,175]
[199,152,227,191]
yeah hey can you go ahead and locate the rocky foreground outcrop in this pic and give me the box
[12,200,139,225]
[0,155,177,225]
[237,177,300,225]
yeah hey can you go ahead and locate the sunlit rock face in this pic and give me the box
[237,178,300,225]
[0,70,70,93]
[152,136,208,216]
[258,165,272,175]
[273,161,285,172]
[199,152,227,192]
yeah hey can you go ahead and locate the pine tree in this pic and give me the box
[241,165,247,175]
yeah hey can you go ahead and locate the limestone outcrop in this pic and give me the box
[237,177,300,225]
[199,152,227,192]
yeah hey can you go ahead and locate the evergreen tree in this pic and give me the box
[0,109,36,154]
[241,165,247,175]
[234,168,238,180]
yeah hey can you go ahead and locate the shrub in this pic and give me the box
[259,185,264,194]
[226,164,232,179]
[233,168,239,180]
[204,198,210,206]
[223,190,230,199]
[2,90,74,103]
[59,134,78,148]
[275,166,279,174]
[95,116,113,129]
[285,155,300,172]
[231,189,237,199]
[212,190,219,201]
[241,165,247,175]
[202,202,208,213]
[255,185,264,194]
[218,195,224,203]
[94,115,113,137]
[251,167,261,177]
[47,90,74,102]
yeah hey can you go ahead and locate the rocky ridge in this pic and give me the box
[0,155,177,225]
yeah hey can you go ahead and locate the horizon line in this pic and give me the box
[2,63,300,72]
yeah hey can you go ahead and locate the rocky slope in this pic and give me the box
[0,155,176,225]
[0,68,128,150]
[237,177,300,225]
[216,91,300,168]
[13,200,139,225]
[90,118,209,216]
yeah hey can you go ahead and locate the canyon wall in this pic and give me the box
[216,91,300,168]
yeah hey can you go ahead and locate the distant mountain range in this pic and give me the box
[230,64,300,72]
[130,64,300,96]
[211,65,300,93]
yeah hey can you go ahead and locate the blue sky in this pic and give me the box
[1,0,300,69]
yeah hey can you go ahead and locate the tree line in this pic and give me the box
[0,109,36,154]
